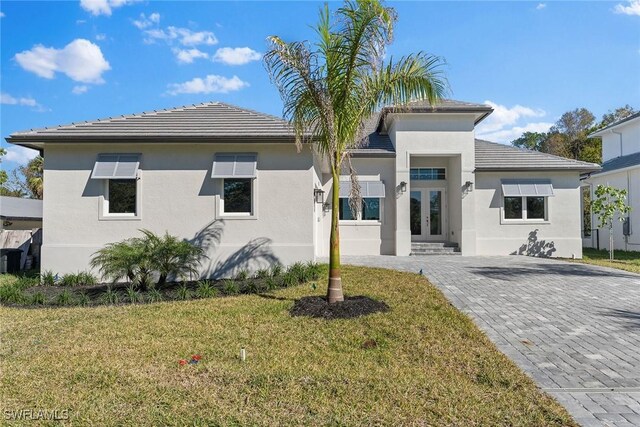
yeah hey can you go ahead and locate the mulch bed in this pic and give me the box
[289,295,390,319]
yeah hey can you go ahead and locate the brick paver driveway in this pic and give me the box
[341,255,640,427]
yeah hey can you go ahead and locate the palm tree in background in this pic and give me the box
[24,156,44,199]
[264,0,448,303]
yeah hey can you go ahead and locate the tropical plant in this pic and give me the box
[264,0,447,302]
[269,264,283,278]
[30,292,46,305]
[90,238,151,285]
[77,292,90,306]
[139,230,205,286]
[0,285,26,304]
[592,185,632,261]
[102,286,120,305]
[56,289,74,306]
[40,270,57,286]
[22,156,44,199]
[125,285,142,304]
[223,279,240,295]
[176,283,191,301]
[146,287,163,303]
[196,280,217,299]
[235,269,249,281]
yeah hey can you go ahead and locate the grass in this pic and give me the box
[0,266,574,426]
[573,248,640,274]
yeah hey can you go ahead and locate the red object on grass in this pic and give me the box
[178,359,188,366]
[192,354,202,361]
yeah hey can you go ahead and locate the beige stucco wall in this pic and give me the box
[42,143,315,278]
[582,166,640,251]
[317,157,396,256]
[390,113,476,255]
[475,171,583,258]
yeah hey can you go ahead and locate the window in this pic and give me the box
[410,168,446,181]
[503,196,548,221]
[339,198,381,221]
[223,179,252,214]
[108,179,137,214]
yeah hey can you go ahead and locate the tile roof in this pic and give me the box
[474,139,601,172]
[7,102,295,144]
[0,196,43,220]
[350,112,395,157]
[592,151,640,175]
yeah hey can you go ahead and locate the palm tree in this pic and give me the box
[264,0,447,303]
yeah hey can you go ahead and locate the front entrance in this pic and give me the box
[410,188,447,241]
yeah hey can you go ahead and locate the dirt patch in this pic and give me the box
[290,295,390,319]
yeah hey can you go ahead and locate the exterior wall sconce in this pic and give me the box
[399,181,407,193]
[465,181,474,192]
[314,188,325,204]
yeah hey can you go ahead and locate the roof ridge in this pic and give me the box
[215,102,289,124]
[475,139,599,167]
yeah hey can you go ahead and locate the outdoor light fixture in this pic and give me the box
[400,181,407,193]
[465,181,474,192]
[314,188,325,203]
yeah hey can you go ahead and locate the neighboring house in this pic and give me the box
[6,100,599,277]
[582,112,640,251]
[0,196,43,230]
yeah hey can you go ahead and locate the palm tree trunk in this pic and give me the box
[327,169,344,303]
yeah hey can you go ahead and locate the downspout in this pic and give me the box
[612,130,623,157]
[626,169,640,246]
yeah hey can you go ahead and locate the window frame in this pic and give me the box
[219,177,258,219]
[501,195,549,224]
[99,177,142,221]
[338,197,383,224]
[409,167,446,181]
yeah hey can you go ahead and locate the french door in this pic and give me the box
[410,188,447,241]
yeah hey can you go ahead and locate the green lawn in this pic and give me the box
[0,266,574,426]
[575,248,640,274]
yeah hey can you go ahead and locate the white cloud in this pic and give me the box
[173,48,209,64]
[614,0,640,16]
[95,33,106,41]
[79,0,138,16]
[72,85,89,95]
[4,146,39,164]
[14,39,110,84]
[1,92,38,107]
[0,12,5,18]
[144,26,217,46]
[167,75,249,95]
[536,3,546,10]
[475,100,552,143]
[477,122,554,144]
[212,47,262,65]
[132,12,160,29]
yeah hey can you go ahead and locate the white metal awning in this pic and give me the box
[211,153,257,178]
[339,181,386,198]
[91,153,140,179]
[501,180,554,197]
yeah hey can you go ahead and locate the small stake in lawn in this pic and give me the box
[591,184,632,261]
[240,348,246,362]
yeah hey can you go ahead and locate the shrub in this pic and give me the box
[265,276,280,291]
[254,268,270,279]
[90,230,206,288]
[146,287,163,303]
[0,285,26,304]
[287,262,309,283]
[56,289,74,306]
[77,292,90,306]
[270,264,283,278]
[223,280,239,295]
[235,269,249,281]
[125,285,142,304]
[15,275,39,290]
[176,283,191,300]
[306,262,322,281]
[281,272,297,288]
[102,286,119,305]
[246,279,263,294]
[40,270,57,286]
[30,292,46,305]
[196,280,217,299]
[76,271,97,286]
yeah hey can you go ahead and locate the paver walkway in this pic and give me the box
[340,255,640,427]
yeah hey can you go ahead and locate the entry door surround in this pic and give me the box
[410,187,447,241]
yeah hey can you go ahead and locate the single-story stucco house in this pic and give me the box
[6,100,600,277]
[582,112,640,251]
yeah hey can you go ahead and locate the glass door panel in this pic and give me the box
[410,191,421,236]
[429,190,442,236]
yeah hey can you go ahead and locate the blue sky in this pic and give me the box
[1,1,639,172]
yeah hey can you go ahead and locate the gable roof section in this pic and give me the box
[591,151,640,176]
[7,102,295,148]
[474,139,600,172]
[589,112,640,138]
[0,196,43,220]
[350,112,395,157]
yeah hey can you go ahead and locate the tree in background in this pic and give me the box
[592,185,632,261]
[21,156,44,199]
[264,0,447,303]
[510,105,637,165]
[0,153,44,199]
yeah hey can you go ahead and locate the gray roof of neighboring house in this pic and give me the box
[0,196,43,220]
[474,139,601,172]
[591,151,640,175]
[6,102,295,147]
[589,111,640,137]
